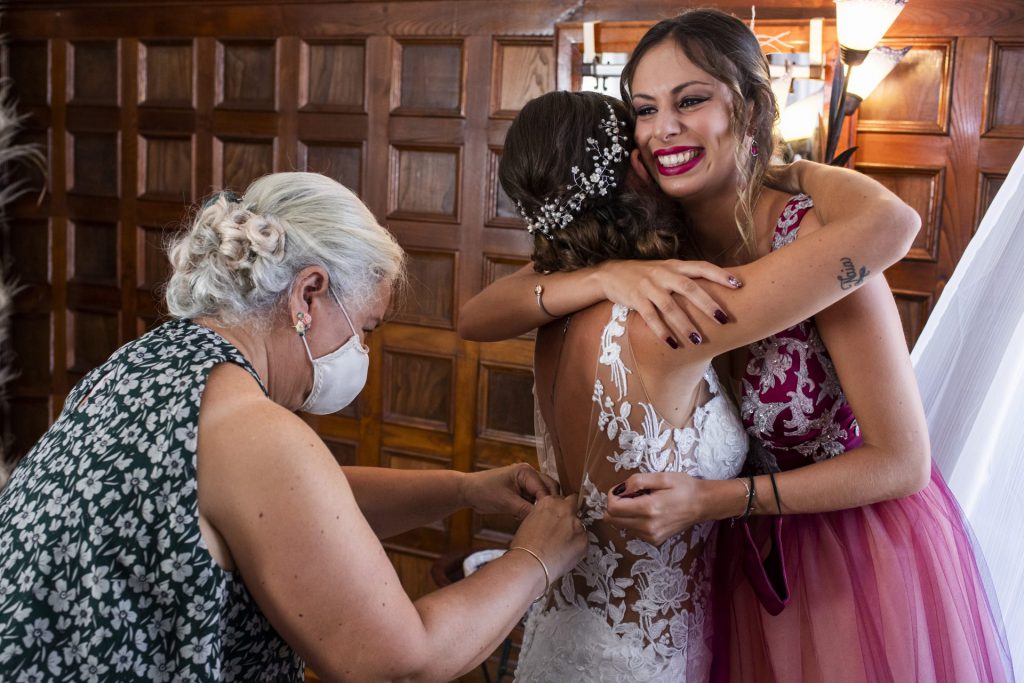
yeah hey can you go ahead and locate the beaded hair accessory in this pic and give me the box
[201,190,242,210]
[516,102,628,239]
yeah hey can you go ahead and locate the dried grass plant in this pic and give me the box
[0,76,46,489]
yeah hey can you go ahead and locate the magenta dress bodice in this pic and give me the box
[739,195,863,468]
[711,195,1015,683]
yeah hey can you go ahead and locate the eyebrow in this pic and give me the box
[631,80,713,102]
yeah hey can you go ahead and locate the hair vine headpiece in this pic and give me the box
[516,102,628,239]
[201,190,242,211]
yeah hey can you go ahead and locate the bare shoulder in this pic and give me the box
[196,360,343,527]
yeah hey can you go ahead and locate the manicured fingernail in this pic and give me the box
[728,276,743,288]
[612,482,627,496]
[689,332,703,345]
[665,336,679,349]
[714,309,729,324]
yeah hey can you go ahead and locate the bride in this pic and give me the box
[487,90,920,682]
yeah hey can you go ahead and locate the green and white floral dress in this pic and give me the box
[0,319,303,682]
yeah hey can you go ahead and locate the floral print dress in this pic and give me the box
[0,319,303,682]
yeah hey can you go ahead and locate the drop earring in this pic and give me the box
[750,139,759,157]
[294,312,311,336]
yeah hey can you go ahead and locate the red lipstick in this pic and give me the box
[654,146,704,176]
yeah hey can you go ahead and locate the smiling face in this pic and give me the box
[629,39,743,205]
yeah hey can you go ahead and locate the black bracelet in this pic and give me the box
[768,470,782,516]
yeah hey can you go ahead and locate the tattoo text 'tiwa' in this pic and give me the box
[838,257,869,290]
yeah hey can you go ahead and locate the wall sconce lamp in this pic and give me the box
[824,0,908,164]
[780,89,826,144]
[844,45,912,113]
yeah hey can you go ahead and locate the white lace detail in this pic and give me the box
[516,307,747,682]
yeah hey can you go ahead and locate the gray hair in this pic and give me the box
[165,172,405,327]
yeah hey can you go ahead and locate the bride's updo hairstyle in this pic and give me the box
[499,91,693,273]
[166,172,405,327]
[619,8,780,260]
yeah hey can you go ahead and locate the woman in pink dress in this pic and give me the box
[460,8,1013,682]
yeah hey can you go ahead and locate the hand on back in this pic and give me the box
[511,494,587,578]
[597,259,741,348]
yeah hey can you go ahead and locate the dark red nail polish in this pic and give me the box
[666,336,679,349]
[689,332,702,345]
[612,482,627,496]
[714,309,729,324]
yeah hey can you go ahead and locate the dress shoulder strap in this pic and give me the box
[771,193,815,251]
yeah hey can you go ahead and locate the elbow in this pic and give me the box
[456,306,482,341]
[318,644,435,683]
[897,441,932,498]
[891,200,922,258]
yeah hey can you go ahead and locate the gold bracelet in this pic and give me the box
[509,545,550,602]
[731,477,751,526]
[534,284,555,318]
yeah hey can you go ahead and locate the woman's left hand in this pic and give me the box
[603,472,706,545]
[460,463,560,520]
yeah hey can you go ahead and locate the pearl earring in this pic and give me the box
[294,312,311,336]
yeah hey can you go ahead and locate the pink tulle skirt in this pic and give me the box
[711,465,1015,682]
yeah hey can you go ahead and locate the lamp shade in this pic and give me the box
[835,0,907,59]
[771,75,793,116]
[779,89,825,142]
[847,45,911,100]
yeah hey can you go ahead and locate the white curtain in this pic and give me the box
[911,146,1024,675]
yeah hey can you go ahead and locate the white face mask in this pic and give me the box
[298,292,370,415]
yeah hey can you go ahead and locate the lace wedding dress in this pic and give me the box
[516,304,747,682]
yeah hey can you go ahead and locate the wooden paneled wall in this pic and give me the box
[3,0,1023,678]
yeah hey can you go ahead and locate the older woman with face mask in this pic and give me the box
[0,171,586,682]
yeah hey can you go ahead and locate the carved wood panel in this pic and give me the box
[139,135,193,200]
[857,38,953,134]
[856,164,944,262]
[394,40,463,115]
[140,41,194,107]
[491,38,554,118]
[68,132,120,196]
[388,145,460,222]
[393,249,457,329]
[69,40,119,105]
[984,40,1024,138]
[302,40,365,111]
[300,141,363,194]
[217,40,276,110]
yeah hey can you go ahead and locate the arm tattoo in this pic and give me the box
[837,257,869,290]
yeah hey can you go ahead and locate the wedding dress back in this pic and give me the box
[516,302,747,682]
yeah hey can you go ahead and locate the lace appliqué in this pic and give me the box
[517,306,746,682]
